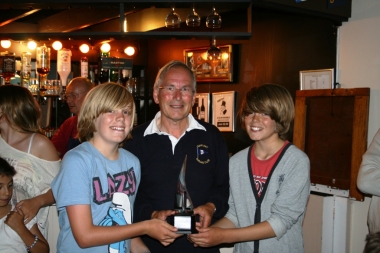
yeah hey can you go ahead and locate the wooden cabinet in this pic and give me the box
[293,88,369,201]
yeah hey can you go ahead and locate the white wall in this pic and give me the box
[338,0,380,252]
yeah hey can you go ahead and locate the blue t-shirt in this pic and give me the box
[51,141,141,253]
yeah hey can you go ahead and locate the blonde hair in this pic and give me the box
[238,83,294,141]
[77,82,135,146]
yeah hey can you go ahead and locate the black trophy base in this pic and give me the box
[167,212,198,234]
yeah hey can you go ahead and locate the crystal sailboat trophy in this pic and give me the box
[167,155,197,234]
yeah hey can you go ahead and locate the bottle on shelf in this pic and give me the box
[36,44,50,87]
[88,65,95,84]
[192,97,199,119]
[110,68,119,82]
[15,60,21,79]
[139,69,145,97]
[99,68,109,84]
[98,52,110,84]
[121,69,130,87]
[199,98,205,121]
[80,56,88,78]
[1,52,16,85]
[93,66,99,86]
[21,52,32,89]
[57,48,71,99]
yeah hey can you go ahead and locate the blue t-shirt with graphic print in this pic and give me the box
[52,141,140,253]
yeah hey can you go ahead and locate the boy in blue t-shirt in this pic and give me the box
[52,83,181,253]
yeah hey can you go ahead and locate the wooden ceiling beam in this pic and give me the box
[37,8,120,33]
[0,9,40,27]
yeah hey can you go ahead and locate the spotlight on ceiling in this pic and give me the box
[100,43,111,53]
[0,40,11,49]
[52,41,63,51]
[124,46,135,56]
[27,41,37,50]
[79,44,90,53]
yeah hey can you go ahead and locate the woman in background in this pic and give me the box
[0,85,60,238]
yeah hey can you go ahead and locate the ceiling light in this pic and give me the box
[27,41,37,50]
[79,44,90,53]
[100,43,111,53]
[52,41,62,50]
[1,40,11,48]
[124,46,135,56]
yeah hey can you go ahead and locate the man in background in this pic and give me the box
[51,77,94,158]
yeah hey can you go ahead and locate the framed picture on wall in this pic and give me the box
[211,91,236,132]
[299,68,334,90]
[191,93,210,122]
[184,45,234,83]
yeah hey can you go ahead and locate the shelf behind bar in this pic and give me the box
[0,31,252,41]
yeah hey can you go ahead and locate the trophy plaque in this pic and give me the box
[167,155,198,234]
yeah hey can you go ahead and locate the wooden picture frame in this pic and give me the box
[299,68,334,90]
[293,88,370,201]
[184,45,233,83]
[211,91,236,132]
[191,93,210,123]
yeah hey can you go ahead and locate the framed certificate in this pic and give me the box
[299,68,334,90]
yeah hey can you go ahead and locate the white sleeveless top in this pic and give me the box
[0,134,60,238]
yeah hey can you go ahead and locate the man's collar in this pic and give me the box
[144,111,206,137]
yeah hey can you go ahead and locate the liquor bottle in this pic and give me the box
[1,52,16,84]
[98,52,110,84]
[15,60,21,76]
[36,45,50,77]
[21,52,32,89]
[116,69,123,86]
[192,98,199,118]
[88,65,95,84]
[57,48,71,99]
[199,98,205,121]
[99,68,109,84]
[110,68,119,82]
[121,69,129,87]
[80,56,88,78]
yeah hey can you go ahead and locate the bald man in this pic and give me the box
[51,77,94,158]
